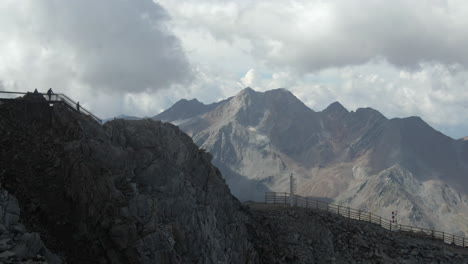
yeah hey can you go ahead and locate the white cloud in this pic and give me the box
[159,0,468,71]
[240,69,256,87]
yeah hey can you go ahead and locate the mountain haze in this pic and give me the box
[154,88,468,236]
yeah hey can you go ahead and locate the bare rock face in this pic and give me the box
[0,97,258,263]
[0,189,62,264]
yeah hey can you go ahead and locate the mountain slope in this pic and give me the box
[0,94,258,263]
[154,87,468,236]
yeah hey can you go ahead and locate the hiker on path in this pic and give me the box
[76,102,80,113]
[47,88,53,101]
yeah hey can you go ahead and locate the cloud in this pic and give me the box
[159,0,468,72]
[1,0,467,139]
[0,0,191,94]
[240,69,256,87]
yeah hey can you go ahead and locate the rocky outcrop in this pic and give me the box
[0,189,62,264]
[0,95,258,263]
[248,203,468,264]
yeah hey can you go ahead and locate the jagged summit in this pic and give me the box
[233,87,314,114]
[237,86,255,95]
[323,101,349,114]
[236,87,298,99]
[153,97,218,122]
[172,98,205,108]
[354,107,387,120]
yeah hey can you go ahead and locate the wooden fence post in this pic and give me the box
[368,212,371,222]
[348,207,350,218]
[453,234,455,244]
[442,232,445,242]
[358,210,361,220]
[379,216,381,226]
[338,205,340,215]
[390,221,392,231]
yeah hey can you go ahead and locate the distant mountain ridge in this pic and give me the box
[153,88,468,235]
[102,114,142,123]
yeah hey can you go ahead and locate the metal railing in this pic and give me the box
[265,192,467,248]
[55,93,102,123]
[0,91,102,123]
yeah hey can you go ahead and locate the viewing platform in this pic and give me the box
[0,90,102,123]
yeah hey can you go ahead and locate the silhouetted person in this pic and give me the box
[33,89,39,94]
[47,88,53,101]
[76,102,80,113]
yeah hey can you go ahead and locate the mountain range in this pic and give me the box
[153,87,468,236]
[1,92,467,263]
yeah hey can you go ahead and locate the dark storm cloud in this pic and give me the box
[31,0,192,93]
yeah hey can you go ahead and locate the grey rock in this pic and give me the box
[248,204,468,264]
[0,250,15,259]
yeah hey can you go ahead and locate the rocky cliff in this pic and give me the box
[0,188,62,263]
[0,95,258,263]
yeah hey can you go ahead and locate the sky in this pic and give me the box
[1,0,467,138]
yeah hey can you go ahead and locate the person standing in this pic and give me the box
[47,88,53,101]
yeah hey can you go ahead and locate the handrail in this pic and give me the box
[265,192,467,248]
[0,91,27,95]
[55,93,102,123]
[0,90,102,123]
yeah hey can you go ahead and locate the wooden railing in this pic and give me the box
[265,192,467,248]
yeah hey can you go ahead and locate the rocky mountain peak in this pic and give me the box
[153,98,210,121]
[323,101,349,115]
[354,107,387,122]
[219,87,312,120]
[237,87,256,96]
[174,98,204,107]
